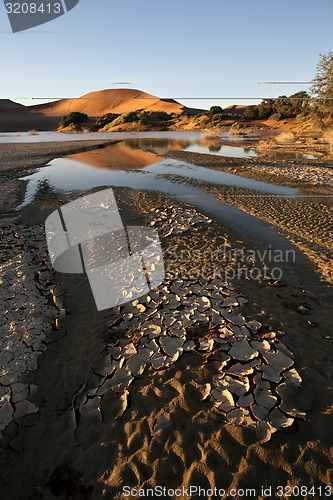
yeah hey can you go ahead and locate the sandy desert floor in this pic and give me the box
[1,138,333,499]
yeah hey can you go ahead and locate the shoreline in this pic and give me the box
[164,149,333,188]
[0,139,119,173]
[0,140,119,213]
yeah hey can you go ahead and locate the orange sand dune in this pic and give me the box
[0,99,24,111]
[0,90,203,131]
[0,99,60,132]
[30,89,193,117]
[223,104,247,116]
[66,142,163,170]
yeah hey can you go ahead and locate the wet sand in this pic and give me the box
[0,140,118,213]
[1,141,333,498]
[0,140,118,173]
[164,149,333,284]
[165,149,333,191]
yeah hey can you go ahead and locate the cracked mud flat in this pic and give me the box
[0,219,65,439]
[1,144,333,498]
[76,207,305,447]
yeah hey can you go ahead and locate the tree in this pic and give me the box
[273,95,292,118]
[288,91,310,116]
[209,105,223,115]
[257,99,274,118]
[310,52,333,127]
[244,105,258,119]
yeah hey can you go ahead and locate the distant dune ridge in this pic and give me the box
[223,104,247,116]
[0,99,25,111]
[0,89,204,132]
[0,98,61,132]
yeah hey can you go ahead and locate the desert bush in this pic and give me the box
[59,112,88,129]
[156,111,171,120]
[28,129,38,135]
[111,111,141,125]
[102,110,152,129]
[243,92,310,122]
[211,113,224,121]
[287,91,310,116]
[275,132,296,144]
[105,114,125,128]
[122,111,140,122]
[244,106,258,119]
[69,123,83,131]
[95,113,120,128]
[257,99,274,119]
[273,96,293,118]
[268,113,282,121]
[209,106,223,115]
[204,112,238,125]
[228,122,245,134]
[138,112,150,125]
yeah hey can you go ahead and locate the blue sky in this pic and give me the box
[0,0,332,110]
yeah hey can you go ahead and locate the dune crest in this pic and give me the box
[30,88,190,117]
[223,104,247,116]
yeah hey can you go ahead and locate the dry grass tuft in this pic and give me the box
[323,130,333,146]
[323,130,333,155]
[202,130,221,139]
[275,132,296,144]
[199,130,222,149]
[28,129,38,136]
[256,139,276,154]
[228,128,242,136]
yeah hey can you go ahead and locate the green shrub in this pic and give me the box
[69,123,83,131]
[244,105,259,119]
[268,113,282,121]
[59,112,88,128]
[123,111,141,122]
[230,121,245,130]
[210,113,224,121]
[209,106,223,115]
[155,111,170,120]
[95,113,120,128]
[107,115,125,127]
[138,112,150,125]
[102,110,153,129]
